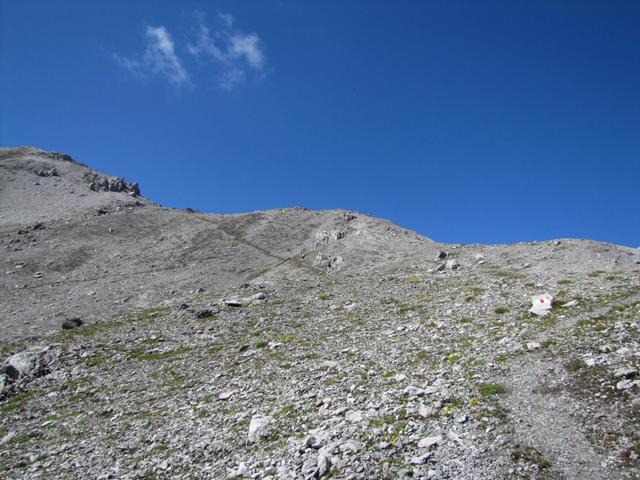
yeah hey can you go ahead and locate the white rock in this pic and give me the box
[529,293,553,316]
[248,414,273,442]
[446,259,460,270]
[561,300,579,308]
[526,341,542,351]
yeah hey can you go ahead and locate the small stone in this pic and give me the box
[409,452,432,465]
[403,385,426,397]
[418,435,443,450]
[436,251,448,260]
[418,403,435,418]
[305,435,325,449]
[446,259,459,270]
[561,300,579,308]
[218,391,234,400]
[616,379,634,390]
[526,341,541,351]
[62,318,83,330]
[194,309,215,318]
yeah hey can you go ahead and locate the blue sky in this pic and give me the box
[1,1,638,246]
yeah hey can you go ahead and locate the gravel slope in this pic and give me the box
[1,147,639,479]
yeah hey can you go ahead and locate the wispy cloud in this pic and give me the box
[114,13,266,90]
[115,26,189,86]
[187,12,267,89]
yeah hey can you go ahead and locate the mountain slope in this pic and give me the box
[1,147,639,480]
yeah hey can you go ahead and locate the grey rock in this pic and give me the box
[614,367,637,379]
[315,453,331,478]
[418,435,443,450]
[248,414,273,442]
[409,452,432,465]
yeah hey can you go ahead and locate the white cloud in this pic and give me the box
[115,13,266,90]
[115,25,189,86]
[229,34,264,70]
[187,13,266,89]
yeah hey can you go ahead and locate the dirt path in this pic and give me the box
[501,293,640,479]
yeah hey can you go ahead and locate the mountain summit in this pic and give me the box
[1,148,639,479]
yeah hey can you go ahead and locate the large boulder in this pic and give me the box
[4,346,57,381]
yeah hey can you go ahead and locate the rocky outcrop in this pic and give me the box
[84,172,140,196]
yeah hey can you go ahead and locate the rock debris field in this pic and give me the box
[1,147,639,479]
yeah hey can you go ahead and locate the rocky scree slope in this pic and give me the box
[0,147,639,480]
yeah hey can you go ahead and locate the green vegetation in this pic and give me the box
[494,307,509,314]
[255,340,269,349]
[478,383,506,396]
[129,347,192,361]
[565,357,585,372]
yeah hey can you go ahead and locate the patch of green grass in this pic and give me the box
[446,353,461,363]
[397,305,416,315]
[318,293,330,301]
[495,355,508,364]
[478,383,506,396]
[0,389,37,413]
[255,340,269,349]
[84,354,107,368]
[511,445,552,471]
[494,306,510,314]
[207,345,224,354]
[276,405,294,417]
[129,346,192,361]
[135,305,171,321]
[557,279,572,285]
